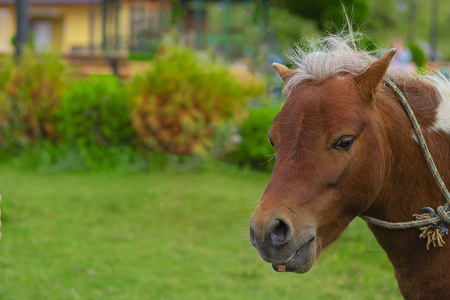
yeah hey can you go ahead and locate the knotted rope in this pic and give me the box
[359,78,450,250]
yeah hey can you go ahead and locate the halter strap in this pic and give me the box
[359,78,450,249]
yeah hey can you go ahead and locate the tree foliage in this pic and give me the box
[282,0,370,31]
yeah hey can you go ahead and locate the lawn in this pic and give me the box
[0,165,402,299]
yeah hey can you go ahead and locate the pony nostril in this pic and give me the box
[249,225,257,248]
[270,219,292,248]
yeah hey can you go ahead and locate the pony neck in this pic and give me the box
[367,82,447,222]
[362,82,450,297]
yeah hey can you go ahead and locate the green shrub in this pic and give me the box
[0,56,13,91]
[408,43,427,69]
[0,141,151,172]
[56,75,136,147]
[132,43,265,155]
[0,49,71,149]
[129,50,157,61]
[229,105,281,172]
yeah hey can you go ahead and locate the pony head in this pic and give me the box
[249,39,397,273]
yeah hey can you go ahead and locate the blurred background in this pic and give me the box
[0,0,447,299]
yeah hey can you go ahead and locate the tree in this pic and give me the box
[282,0,370,31]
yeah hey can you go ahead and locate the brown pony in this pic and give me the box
[249,36,450,299]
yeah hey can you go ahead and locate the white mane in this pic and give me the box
[283,33,404,93]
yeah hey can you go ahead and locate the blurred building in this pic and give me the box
[0,0,170,55]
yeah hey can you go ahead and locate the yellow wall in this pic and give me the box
[0,6,15,54]
[0,2,165,55]
[0,4,104,54]
[59,4,102,53]
[51,18,62,50]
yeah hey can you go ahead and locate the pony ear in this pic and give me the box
[354,48,397,101]
[272,63,295,84]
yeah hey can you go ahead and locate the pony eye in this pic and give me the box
[333,136,355,150]
[268,136,275,147]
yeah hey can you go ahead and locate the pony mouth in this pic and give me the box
[272,237,316,273]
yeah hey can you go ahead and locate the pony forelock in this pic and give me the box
[283,32,406,95]
[283,31,450,134]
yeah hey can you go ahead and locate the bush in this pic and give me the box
[0,140,151,172]
[0,49,71,149]
[132,43,265,155]
[56,75,136,147]
[229,105,281,172]
[0,56,13,91]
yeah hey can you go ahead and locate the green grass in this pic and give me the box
[0,165,402,299]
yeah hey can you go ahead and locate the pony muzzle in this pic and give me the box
[272,236,316,273]
[250,214,317,273]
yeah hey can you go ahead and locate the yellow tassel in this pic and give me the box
[414,212,447,250]
[417,226,445,250]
